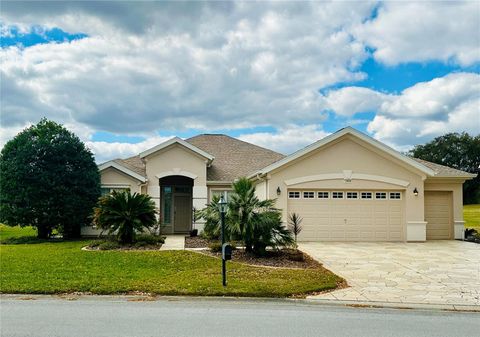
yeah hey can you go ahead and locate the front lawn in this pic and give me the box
[0,226,342,297]
[464,204,480,229]
[0,224,37,241]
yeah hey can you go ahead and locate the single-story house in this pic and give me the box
[85,127,475,242]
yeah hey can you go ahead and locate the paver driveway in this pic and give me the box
[300,241,480,306]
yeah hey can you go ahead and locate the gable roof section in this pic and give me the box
[186,134,286,181]
[98,160,147,183]
[139,137,215,162]
[114,156,146,177]
[412,158,476,178]
[250,127,436,177]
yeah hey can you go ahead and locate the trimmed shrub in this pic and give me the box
[208,242,222,252]
[98,241,121,250]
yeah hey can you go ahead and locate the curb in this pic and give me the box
[1,294,479,313]
[305,298,480,312]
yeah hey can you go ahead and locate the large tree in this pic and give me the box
[0,119,100,239]
[408,132,480,204]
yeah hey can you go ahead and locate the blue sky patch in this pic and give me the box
[357,58,480,93]
[322,57,480,95]
[91,126,280,143]
[0,25,87,48]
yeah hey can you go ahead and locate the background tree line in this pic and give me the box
[408,132,480,204]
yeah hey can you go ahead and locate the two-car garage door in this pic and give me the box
[288,190,404,241]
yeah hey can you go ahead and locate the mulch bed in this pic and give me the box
[203,248,322,269]
[84,245,163,251]
[185,236,213,248]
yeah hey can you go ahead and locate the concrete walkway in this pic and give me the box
[160,235,185,250]
[300,241,480,307]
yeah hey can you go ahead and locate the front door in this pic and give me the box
[174,194,192,232]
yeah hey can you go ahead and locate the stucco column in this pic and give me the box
[406,184,427,242]
[192,180,208,232]
[147,182,161,220]
[453,185,465,240]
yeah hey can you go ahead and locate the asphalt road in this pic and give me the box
[0,296,479,337]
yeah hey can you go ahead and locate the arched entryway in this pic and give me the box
[159,175,194,233]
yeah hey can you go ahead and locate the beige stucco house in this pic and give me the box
[84,127,475,242]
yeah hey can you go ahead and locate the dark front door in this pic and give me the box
[174,194,191,232]
[160,176,193,233]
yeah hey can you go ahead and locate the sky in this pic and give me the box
[1,1,479,163]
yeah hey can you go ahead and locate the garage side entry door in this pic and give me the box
[287,190,405,241]
[425,191,453,240]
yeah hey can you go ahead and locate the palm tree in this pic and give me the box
[93,191,157,244]
[197,194,222,240]
[288,212,303,246]
[228,178,293,255]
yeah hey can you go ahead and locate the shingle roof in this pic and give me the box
[186,134,285,181]
[104,135,474,182]
[113,156,146,177]
[412,158,476,178]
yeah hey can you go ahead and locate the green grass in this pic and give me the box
[464,204,480,229]
[0,225,341,297]
[0,224,37,241]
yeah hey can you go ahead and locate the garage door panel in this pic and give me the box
[288,189,405,242]
[425,191,452,240]
[375,232,388,240]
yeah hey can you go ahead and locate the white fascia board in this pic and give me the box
[250,127,435,177]
[139,137,214,162]
[98,161,147,183]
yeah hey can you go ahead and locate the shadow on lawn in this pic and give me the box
[0,236,77,245]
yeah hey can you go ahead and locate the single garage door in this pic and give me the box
[425,191,453,240]
[287,190,404,241]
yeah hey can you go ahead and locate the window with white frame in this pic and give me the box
[318,191,329,199]
[210,189,232,202]
[101,186,130,196]
[332,191,344,199]
[375,192,387,199]
[361,192,372,199]
[389,192,401,200]
[303,191,315,199]
[346,191,358,199]
[288,191,300,199]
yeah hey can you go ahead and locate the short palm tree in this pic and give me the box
[228,177,293,255]
[197,194,222,240]
[93,191,157,244]
[288,212,303,246]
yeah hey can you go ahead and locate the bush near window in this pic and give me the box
[93,191,157,244]
[0,119,100,239]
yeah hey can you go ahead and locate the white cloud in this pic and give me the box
[378,73,480,118]
[238,124,330,155]
[0,2,374,137]
[354,2,480,66]
[364,73,480,146]
[85,136,172,163]
[324,87,388,116]
[1,1,479,161]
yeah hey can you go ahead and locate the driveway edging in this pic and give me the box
[305,297,480,312]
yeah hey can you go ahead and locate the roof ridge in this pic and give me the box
[186,134,286,157]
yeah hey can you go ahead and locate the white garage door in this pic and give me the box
[425,191,453,240]
[288,190,404,241]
